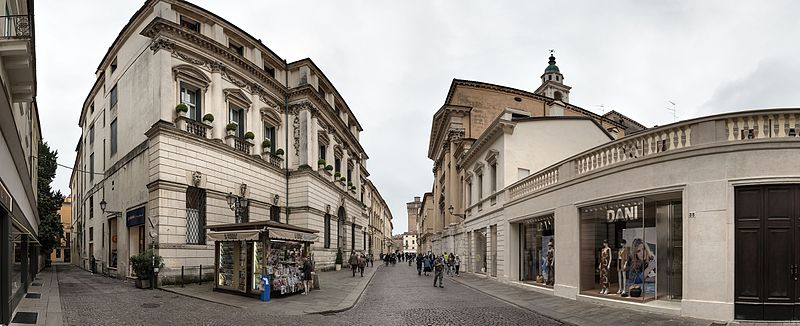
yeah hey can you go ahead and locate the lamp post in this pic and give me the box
[448,205,465,219]
[226,184,250,223]
[99,199,121,217]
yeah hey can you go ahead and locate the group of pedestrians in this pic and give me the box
[348,251,372,277]
[414,251,461,288]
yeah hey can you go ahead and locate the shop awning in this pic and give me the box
[207,230,262,241]
[268,228,318,242]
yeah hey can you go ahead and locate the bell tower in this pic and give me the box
[534,50,571,103]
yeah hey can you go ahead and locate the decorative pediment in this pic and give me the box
[464,171,473,183]
[260,107,281,127]
[318,130,330,145]
[485,149,499,165]
[172,64,210,88]
[224,88,251,108]
[334,145,343,158]
[473,162,484,174]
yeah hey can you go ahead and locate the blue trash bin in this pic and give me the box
[260,275,270,302]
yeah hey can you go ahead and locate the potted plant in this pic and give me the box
[335,249,343,271]
[262,139,272,153]
[244,131,255,144]
[317,159,326,168]
[130,249,164,289]
[176,103,188,118]
[225,123,237,136]
[325,165,333,171]
[275,148,284,156]
[340,177,346,183]
[202,113,214,126]
[347,181,353,187]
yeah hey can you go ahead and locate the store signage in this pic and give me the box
[606,204,639,222]
[126,207,146,227]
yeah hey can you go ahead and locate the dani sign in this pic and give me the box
[606,204,640,222]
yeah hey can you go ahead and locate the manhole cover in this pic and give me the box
[141,303,161,308]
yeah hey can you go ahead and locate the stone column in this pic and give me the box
[210,63,225,140]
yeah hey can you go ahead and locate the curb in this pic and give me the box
[305,264,381,315]
[159,287,241,309]
[449,275,576,326]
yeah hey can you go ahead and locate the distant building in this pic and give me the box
[402,232,417,254]
[406,196,421,233]
[51,197,73,263]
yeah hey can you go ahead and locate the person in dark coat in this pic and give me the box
[302,257,313,295]
[349,251,359,277]
[416,254,424,275]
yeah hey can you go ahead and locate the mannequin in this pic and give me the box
[617,239,629,295]
[599,240,611,294]
[546,238,555,286]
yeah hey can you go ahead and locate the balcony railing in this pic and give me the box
[267,153,283,168]
[232,137,252,155]
[0,15,31,40]
[507,108,800,202]
[185,119,208,138]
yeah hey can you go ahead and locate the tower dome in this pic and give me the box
[544,53,560,74]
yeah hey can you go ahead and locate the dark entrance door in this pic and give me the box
[735,185,800,320]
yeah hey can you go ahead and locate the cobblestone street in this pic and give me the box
[58,264,560,326]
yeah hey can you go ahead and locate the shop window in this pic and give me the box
[579,195,682,302]
[519,215,555,287]
[186,187,206,245]
[351,223,356,250]
[474,229,487,273]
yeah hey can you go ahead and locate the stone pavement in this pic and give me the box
[449,272,718,326]
[161,263,379,315]
[9,264,63,326]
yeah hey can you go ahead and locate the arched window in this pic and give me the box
[554,91,563,101]
[337,206,346,249]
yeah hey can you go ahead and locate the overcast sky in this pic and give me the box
[37,1,800,235]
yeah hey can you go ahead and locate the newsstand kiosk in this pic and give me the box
[206,221,318,298]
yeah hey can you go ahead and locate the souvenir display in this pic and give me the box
[267,240,306,295]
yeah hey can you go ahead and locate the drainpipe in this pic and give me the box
[284,59,289,224]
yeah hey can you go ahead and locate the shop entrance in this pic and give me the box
[734,185,800,320]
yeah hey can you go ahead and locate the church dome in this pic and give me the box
[544,54,560,74]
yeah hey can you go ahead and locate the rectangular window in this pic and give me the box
[319,145,326,161]
[467,181,472,206]
[110,119,117,156]
[180,83,202,120]
[347,168,352,182]
[335,157,341,174]
[110,58,117,74]
[89,196,94,219]
[186,187,206,245]
[90,153,95,181]
[490,163,497,193]
[229,41,244,56]
[180,16,200,32]
[228,104,244,138]
[89,227,94,242]
[110,85,118,108]
[263,63,275,78]
[264,126,276,154]
[477,173,483,199]
[89,124,95,144]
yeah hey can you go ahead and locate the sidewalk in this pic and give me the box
[9,265,64,326]
[450,272,717,326]
[161,264,380,315]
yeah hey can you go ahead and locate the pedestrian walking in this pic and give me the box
[423,255,432,276]
[358,253,366,277]
[349,251,359,277]
[302,257,313,295]
[368,253,374,267]
[416,254,423,275]
[454,255,461,276]
[433,256,444,288]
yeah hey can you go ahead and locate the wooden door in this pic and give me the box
[734,185,798,320]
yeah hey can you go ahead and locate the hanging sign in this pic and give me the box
[126,207,146,227]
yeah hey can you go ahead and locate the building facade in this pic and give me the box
[50,197,72,263]
[418,53,631,258]
[69,0,392,283]
[406,196,420,233]
[402,232,417,254]
[0,0,40,324]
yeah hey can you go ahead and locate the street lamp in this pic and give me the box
[99,198,121,216]
[226,184,250,223]
[448,205,465,219]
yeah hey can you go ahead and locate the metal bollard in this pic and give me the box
[199,265,202,285]
[181,266,185,288]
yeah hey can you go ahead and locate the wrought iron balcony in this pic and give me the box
[0,15,31,40]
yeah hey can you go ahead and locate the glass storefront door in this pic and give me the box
[474,229,487,274]
[519,215,555,287]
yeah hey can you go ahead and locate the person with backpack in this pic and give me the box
[433,256,445,288]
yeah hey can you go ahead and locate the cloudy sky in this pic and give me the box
[37,0,800,235]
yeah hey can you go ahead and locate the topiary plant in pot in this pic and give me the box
[176,103,188,117]
[325,165,333,171]
[244,131,255,142]
[317,159,326,166]
[202,113,214,126]
[225,123,237,136]
[275,148,284,156]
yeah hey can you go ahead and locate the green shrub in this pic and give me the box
[244,131,255,140]
[318,159,326,165]
[325,165,333,171]
[202,113,214,122]
[335,249,344,265]
[275,148,284,156]
[334,171,341,178]
[340,177,346,182]
[176,103,188,113]
[130,249,164,280]
[226,123,237,131]
[347,181,353,187]
[262,139,271,148]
